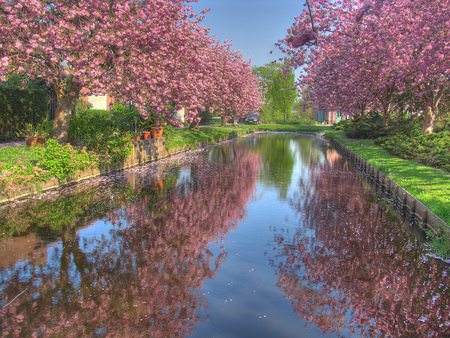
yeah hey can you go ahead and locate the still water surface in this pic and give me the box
[0,134,449,337]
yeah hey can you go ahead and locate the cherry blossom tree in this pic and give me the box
[0,0,262,143]
[191,40,263,128]
[279,0,450,133]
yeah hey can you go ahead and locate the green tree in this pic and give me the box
[253,62,297,123]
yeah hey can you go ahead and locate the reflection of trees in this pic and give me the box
[0,142,259,337]
[251,134,326,200]
[0,177,131,238]
[292,136,326,169]
[254,135,295,200]
[270,152,450,337]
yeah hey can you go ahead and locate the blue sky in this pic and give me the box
[191,0,302,68]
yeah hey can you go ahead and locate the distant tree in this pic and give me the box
[253,62,297,123]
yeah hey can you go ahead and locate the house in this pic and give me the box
[314,110,348,124]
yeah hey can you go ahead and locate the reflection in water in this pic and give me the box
[0,134,449,337]
[271,148,450,337]
[0,143,259,336]
[253,134,325,200]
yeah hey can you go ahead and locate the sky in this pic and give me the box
[191,0,303,69]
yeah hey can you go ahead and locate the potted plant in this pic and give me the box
[151,126,164,139]
[125,131,141,142]
[139,114,156,140]
[17,123,39,147]
[35,120,51,146]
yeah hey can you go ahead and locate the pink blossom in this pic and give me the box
[355,3,372,22]
[292,29,317,48]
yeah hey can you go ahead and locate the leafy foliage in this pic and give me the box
[36,139,97,180]
[337,113,387,139]
[377,131,450,172]
[0,87,49,141]
[253,62,296,123]
[68,109,114,145]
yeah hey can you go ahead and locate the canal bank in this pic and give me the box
[328,137,449,240]
[1,130,448,233]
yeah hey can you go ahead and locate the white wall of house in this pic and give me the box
[88,94,107,110]
[172,107,185,123]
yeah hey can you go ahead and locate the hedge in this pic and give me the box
[0,88,49,141]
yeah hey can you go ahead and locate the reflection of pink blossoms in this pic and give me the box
[292,29,317,48]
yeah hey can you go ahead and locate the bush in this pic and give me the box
[68,109,114,145]
[95,134,133,165]
[285,117,316,125]
[73,98,93,116]
[36,139,97,180]
[112,109,141,133]
[340,113,387,139]
[376,131,450,171]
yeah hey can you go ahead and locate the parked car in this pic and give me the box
[245,114,260,124]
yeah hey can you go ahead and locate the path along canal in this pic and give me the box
[0,133,449,337]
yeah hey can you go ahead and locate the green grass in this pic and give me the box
[331,131,450,226]
[0,145,40,167]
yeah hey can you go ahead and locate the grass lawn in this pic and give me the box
[330,131,450,226]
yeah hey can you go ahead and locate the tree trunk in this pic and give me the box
[221,117,227,127]
[422,104,435,134]
[189,120,200,131]
[52,82,81,144]
[420,83,444,134]
[382,104,390,126]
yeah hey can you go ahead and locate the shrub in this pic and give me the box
[73,98,93,116]
[95,134,133,165]
[68,109,114,145]
[111,109,141,133]
[376,130,450,172]
[337,113,386,139]
[284,117,316,125]
[36,139,98,180]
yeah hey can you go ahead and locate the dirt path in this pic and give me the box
[0,141,25,149]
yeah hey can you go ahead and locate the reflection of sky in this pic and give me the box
[193,189,328,337]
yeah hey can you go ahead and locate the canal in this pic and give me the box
[0,133,449,337]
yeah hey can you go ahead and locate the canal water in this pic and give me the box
[0,133,449,337]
